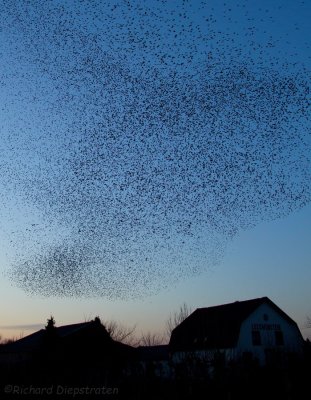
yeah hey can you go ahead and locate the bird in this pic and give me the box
[0,0,310,299]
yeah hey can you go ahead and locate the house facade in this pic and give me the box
[169,297,304,367]
[136,345,171,379]
[0,318,135,384]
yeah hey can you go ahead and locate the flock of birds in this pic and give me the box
[0,1,310,298]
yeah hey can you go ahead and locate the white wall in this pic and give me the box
[237,303,304,364]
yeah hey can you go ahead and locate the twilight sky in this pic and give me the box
[0,0,310,340]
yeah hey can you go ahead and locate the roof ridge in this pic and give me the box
[56,321,92,329]
[195,296,268,311]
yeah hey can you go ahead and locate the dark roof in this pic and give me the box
[169,297,302,351]
[55,322,93,337]
[1,330,46,352]
[0,320,111,353]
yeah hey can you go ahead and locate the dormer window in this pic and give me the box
[263,314,269,321]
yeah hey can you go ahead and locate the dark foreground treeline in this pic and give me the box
[0,343,311,400]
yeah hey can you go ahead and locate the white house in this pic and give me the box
[169,297,304,367]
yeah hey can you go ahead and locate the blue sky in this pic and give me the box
[0,0,310,340]
[1,203,310,340]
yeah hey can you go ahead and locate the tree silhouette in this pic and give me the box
[139,331,165,346]
[103,319,137,346]
[166,303,192,340]
[45,316,56,330]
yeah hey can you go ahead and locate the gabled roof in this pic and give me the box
[0,320,111,353]
[1,329,46,352]
[169,297,302,351]
[55,322,94,337]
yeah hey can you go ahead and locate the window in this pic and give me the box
[252,330,261,346]
[275,331,284,346]
[263,313,269,321]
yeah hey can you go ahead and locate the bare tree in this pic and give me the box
[83,313,94,322]
[166,302,192,340]
[82,314,138,346]
[103,319,138,346]
[138,331,166,346]
[0,335,17,345]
